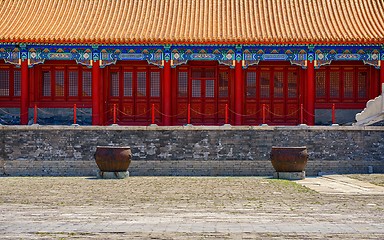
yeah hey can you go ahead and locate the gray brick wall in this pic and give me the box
[0,125,383,176]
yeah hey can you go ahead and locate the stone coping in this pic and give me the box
[0,124,383,131]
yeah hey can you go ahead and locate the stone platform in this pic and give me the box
[1,125,384,176]
[97,171,129,179]
[273,171,305,180]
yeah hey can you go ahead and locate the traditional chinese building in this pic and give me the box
[0,0,383,126]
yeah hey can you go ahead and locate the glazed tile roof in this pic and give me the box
[0,0,383,45]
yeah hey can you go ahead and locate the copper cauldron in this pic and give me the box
[94,146,132,172]
[270,146,308,172]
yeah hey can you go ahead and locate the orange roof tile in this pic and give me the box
[0,0,383,45]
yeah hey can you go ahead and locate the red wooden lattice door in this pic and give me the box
[0,64,21,107]
[175,64,230,125]
[106,65,161,125]
[315,65,370,108]
[36,61,92,107]
[244,66,300,125]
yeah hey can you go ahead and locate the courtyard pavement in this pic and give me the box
[296,174,384,195]
[0,175,383,239]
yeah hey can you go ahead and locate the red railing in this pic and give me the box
[2,103,340,126]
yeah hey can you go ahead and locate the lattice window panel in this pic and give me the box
[357,72,368,99]
[315,72,326,98]
[14,70,21,96]
[82,71,92,97]
[178,72,188,97]
[205,68,215,78]
[273,72,284,98]
[69,71,78,97]
[329,72,340,98]
[110,72,119,97]
[205,80,215,98]
[150,72,160,97]
[192,68,203,78]
[42,71,51,97]
[192,80,201,97]
[343,72,354,98]
[191,68,215,78]
[55,71,64,97]
[287,72,297,98]
[0,70,10,96]
[219,71,229,98]
[123,72,133,97]
[137,72,147,97]
[260,71,270,98]
[246,72,256,98]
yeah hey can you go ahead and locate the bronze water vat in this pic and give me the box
[270,146,308,172]
[94,146,132,172]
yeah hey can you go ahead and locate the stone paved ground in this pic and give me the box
[297,174,384,195]
[0,175,383,239]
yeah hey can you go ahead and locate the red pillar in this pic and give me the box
[235,61,243,125]
[163,60,172,125]
[20,59,29,125]
[98,67,105,124]
[92,60,101,125]
[381,60,384,94]
[306,60,315,125]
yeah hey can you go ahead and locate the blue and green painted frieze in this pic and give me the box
[0,44,382,69]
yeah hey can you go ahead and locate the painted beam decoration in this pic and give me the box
[0,44,382,69]
[99,46,164,67]
[315,46,381,69]
[242,46,308,68]
[169,46,237,67]
[0,46,20,66]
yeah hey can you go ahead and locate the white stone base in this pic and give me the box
[97,171,129,179]
[273,171,305,180]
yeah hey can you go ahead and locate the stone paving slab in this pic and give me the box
[296,175,384,195]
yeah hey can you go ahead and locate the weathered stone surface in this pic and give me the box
[0,125,383,176]
[274,171,305,180]
[97,171,129,179]
[355,84,384,126]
